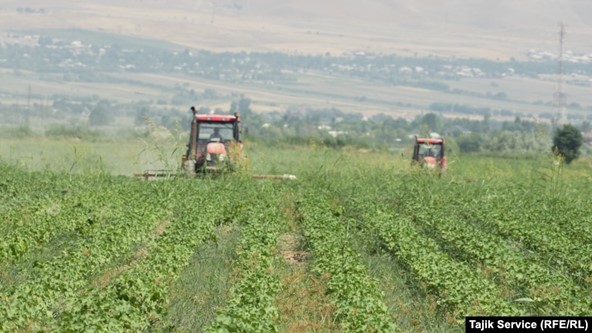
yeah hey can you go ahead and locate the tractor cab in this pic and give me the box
[412,136,446,170]
[182,107,242,174]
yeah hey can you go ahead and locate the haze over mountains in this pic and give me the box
[2,0,592,59]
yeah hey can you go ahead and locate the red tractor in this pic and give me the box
[182,106,243,174]
[136,106,296,180]
[412,136,446,171]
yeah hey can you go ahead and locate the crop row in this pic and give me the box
[361,202,521,319]
[460,196,592,284]
[0,178,142,264]
[54,181,225,331]
[206,184,284,332]
[0,181,178,331]
[302,172,515,318]
[0,163,71,216]
[298,188,398,332]
[401,200,591,315]
[292,167,592,321]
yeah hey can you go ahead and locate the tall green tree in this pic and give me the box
[552,124,583,164]
[421,113,441,133]
[89,100,114,126]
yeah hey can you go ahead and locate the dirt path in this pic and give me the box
[275,230,338,333]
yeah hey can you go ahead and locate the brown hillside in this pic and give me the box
[1,0,591,58]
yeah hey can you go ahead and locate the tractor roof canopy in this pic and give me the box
[196,114,239,123]
[415,138,444,145]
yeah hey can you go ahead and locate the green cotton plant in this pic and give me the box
[3,144,592,332]
[208,269,281,333]
[55,179,226,332]
[205,184,284,333]
[367,208,520,318]
[298,189,399,333]
[333,161,592,317]
[0,178,174,331]
[404,200,592,315]
[458,192,592,306]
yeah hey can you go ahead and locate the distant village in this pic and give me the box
[2,33,592,87]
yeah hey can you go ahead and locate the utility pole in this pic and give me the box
[554,22,566,126]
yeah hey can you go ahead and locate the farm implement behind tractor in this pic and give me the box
[135,106,296,181]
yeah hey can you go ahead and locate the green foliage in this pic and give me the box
[0,125,35,139]
[206,183,284,333]
[298,188,399,332]
[552,124,583,164]
[456,134,481,153]
[1,147,592,332]
[421,113,442,133]
[89,100,115,126]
